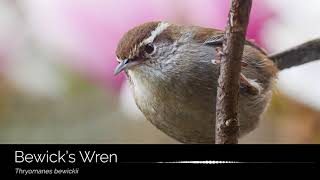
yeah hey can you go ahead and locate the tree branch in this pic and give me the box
[215,0,252,144]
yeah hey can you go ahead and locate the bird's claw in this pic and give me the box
[240,73,261,96]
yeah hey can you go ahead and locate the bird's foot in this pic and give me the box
[240,74,261,96]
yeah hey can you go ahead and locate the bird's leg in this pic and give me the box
[211,47,224,64]
[213,47,261,96]
[239,73,261,95]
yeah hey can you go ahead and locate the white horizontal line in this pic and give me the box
[156,161,241,164]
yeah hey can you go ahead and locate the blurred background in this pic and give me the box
[0,0,320,144]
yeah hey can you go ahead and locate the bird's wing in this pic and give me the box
[192,26,267,55]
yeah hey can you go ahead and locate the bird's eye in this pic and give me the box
[144,44,155,54]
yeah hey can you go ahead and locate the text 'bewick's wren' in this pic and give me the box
[115,21,320,143]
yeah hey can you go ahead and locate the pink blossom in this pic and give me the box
[24,0,276,91]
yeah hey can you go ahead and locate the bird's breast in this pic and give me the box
[127,69,217,143]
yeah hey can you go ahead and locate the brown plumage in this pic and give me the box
[116,21,159,60]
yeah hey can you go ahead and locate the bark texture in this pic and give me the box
[215,0,252,144]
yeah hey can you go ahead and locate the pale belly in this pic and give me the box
[135,92,271,144]
[127,62,273,143]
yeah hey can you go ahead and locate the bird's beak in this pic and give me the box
[114,59,129,76]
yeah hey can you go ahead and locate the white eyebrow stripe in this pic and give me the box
[142,22,170,45]
[127,22,170,59]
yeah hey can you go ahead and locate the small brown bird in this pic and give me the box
[115,21,320,143]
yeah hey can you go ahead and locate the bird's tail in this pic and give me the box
[268,38,320,70]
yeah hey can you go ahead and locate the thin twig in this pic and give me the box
[215,0,252,144]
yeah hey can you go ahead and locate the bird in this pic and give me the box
[114,21,320,143]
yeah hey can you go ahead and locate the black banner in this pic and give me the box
[0,144,318,176]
